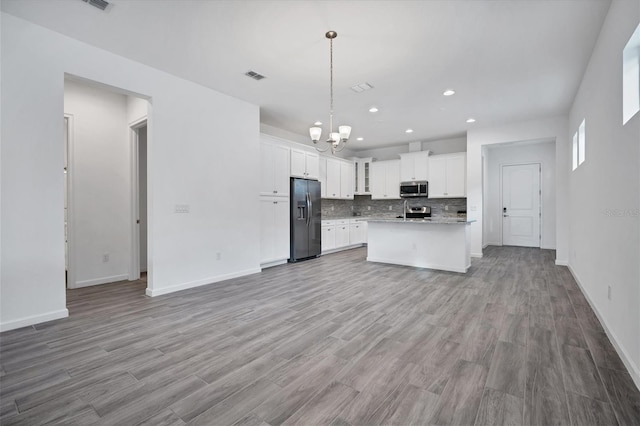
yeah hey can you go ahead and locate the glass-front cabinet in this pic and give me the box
[350,157,373,195]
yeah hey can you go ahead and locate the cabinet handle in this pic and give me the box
[273,201,277,204]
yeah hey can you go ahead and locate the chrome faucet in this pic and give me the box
[403,200,408,221]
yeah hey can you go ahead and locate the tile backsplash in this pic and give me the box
[321,195,466,219]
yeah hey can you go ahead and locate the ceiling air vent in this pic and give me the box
[81,0,111,11]
[245,70,266,81]
[350,82,374,93]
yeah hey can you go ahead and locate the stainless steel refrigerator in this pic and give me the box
[289,178,321,262]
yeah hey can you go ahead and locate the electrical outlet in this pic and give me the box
[388,205,393,211]
[216,252,221,261]
[367,206,371,211]
[608,285,612,300]
[331,206,334,211]
[102,253,110,263]
[445,205,449,211]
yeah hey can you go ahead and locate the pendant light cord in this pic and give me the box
[329,36,334,137]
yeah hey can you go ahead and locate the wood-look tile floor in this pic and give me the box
[1,246,639,425]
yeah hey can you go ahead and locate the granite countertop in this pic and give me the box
[366,218,475,224]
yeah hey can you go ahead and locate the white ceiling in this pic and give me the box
[2,0,611,150]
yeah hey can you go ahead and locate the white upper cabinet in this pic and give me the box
[350,157,373,195]
[428,152,466,198]
[371,160,401,200]
[340,161,354,199]
[325,158,341,198]
[260,141,290,197]
[320,157,355,199]
[318,157,327,198]
[399,151,430,182]
[291,149,319,180]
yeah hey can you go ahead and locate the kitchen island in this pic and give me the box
[366,218,475,273]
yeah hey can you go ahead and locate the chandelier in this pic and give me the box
[309,31,351,154]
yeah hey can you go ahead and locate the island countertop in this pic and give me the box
[366,218,475,225]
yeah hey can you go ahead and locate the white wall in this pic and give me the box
[467,117,569,261]
[64,80,131,288]
[127,96,148,125]
[483,141,556,249]
[0,13,260,331]
[567,0,640,386]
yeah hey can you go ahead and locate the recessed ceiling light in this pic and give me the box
[356,137,364,141]
[369,107,379,113]
[443,89,456,96]
[466,118,476,123]
[405,129,414,133]
[314,121,322,126]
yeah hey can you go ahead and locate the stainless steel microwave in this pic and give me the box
[400,181,428,197]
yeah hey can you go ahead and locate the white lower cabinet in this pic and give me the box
[349,221,367,245]
[260,197,290,265]
[321,218,368,253]
[321,225,336,252]
[335,221,350,247]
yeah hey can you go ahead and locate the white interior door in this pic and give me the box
[502,163,540,247]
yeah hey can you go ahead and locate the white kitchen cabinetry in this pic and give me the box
[260,197,290,265]
[340,161,354,199]
[371,160,401,200]
[320,157,354,200]
[290,149,319,180]
[399,151,430,182]
[428,152,467,198]
[325,158,341,198]
[335,220,350,247]
[350,157,373,195]
[321,218,368,253]
[321,220,336,252]
[260,141,290,197]
[349,221,367,245]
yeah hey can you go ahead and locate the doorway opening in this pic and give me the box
[130,119,148,281]
[64,115,73,288]
[501,163,541,247]
[63,76,150,294]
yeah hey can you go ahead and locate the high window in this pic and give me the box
[572,119,586,171]
[623,23,640,124]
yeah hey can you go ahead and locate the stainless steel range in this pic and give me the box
[406,206,431,219]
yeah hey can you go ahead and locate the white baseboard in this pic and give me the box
[145,267,262,297]
[555,259,569,266]
[322,243,366,256]
[471,252,483,258]
[260,259,288,269]
[0,308,69,332]
[71,274,129,289]
[567,264,640,390]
